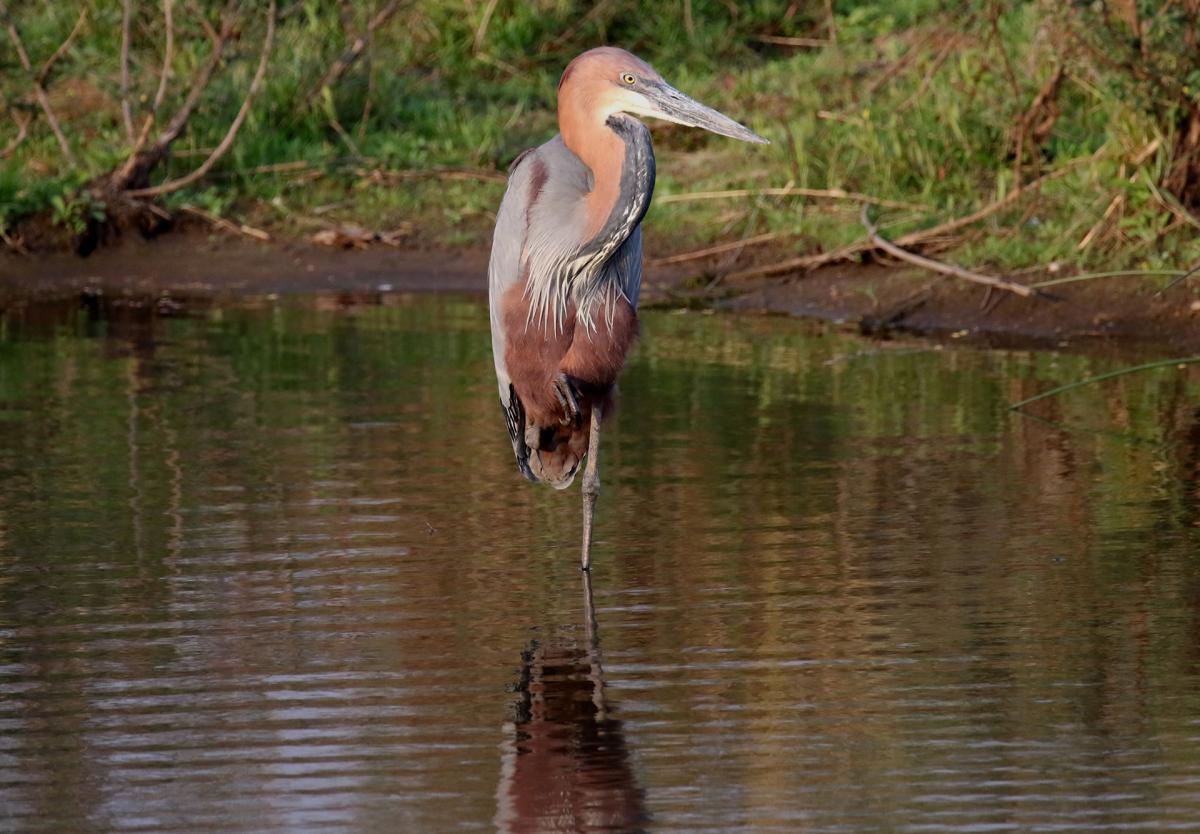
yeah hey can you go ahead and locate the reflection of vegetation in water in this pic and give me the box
[1,294,1199,826]
[1,296,1197,571]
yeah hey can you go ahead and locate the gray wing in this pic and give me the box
[488,149,539,476]
[489,149,536,400]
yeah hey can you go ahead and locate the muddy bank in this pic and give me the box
[709,264,1200,355]
[2,234,1197,354]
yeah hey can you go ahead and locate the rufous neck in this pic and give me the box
[559,98,625,239]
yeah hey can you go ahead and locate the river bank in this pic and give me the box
[3,234,1196,355]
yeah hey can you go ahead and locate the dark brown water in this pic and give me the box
[1,291,1199,833]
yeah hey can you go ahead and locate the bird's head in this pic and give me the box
[558,46,768,145]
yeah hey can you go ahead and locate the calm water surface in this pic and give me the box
[1,291,1198,833]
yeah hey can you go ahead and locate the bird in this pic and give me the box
[488,46,767,570]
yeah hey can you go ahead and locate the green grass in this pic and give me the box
[2,0,1199,279]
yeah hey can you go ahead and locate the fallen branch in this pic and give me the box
[656,186,929,212]
[306,0,405,105]
[648,232,787,266]
[1,1,77,164]
[860,205,1035,298]
[179,203,269,240]
[726,154,1096,282]
[129,0,276,198]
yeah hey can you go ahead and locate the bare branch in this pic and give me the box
[152,4,237,153]
[0,1,77,165]
[1,109,31,159]
[36,6,87,85]
[860,205,1035,298]
[648,232,786,267]
[657,185,930,212]
[152,0,175,114]
[306,0,404,104]
[129,0,277,198]
[824,0,838,45]
[120,0,135,142]
[754,35,831,48]
[725,153,1099,282]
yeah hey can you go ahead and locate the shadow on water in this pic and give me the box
[496,573,647,834]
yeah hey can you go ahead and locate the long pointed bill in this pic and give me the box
[641,81,769,144]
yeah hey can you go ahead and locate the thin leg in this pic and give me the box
[580,404,602,571]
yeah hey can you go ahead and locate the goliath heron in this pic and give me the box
[488,47,767,570]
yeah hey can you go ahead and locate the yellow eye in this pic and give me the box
[621,73,636,85]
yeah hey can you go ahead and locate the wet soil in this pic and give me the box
[2,233,1197,354]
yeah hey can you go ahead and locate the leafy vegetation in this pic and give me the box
[1,1,1199,282]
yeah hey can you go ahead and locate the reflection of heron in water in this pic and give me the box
[495,573,646,833]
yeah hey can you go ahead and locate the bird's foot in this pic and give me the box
[552,374,582,428]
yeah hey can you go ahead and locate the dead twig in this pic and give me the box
[1,108,30,159]
[1076,137,1162,250]
[357,27,376,141]
[825,0,838,45]
[1077,193,1124,251]
[649,232,786,266]
[0,1,77,165]
[152,0,175,114]
[129,0,276,198]
[357,166,506,184]
[860,205,1035,298]
[120,0,135,142]
[306,0,404,105]
[179,203,270,240]
[754,35,831,48]
[327,107,363,157]
[725,154,1097,282]
[657,186,929,212]
[1011,65,1064,186]
[37,6,87,86]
